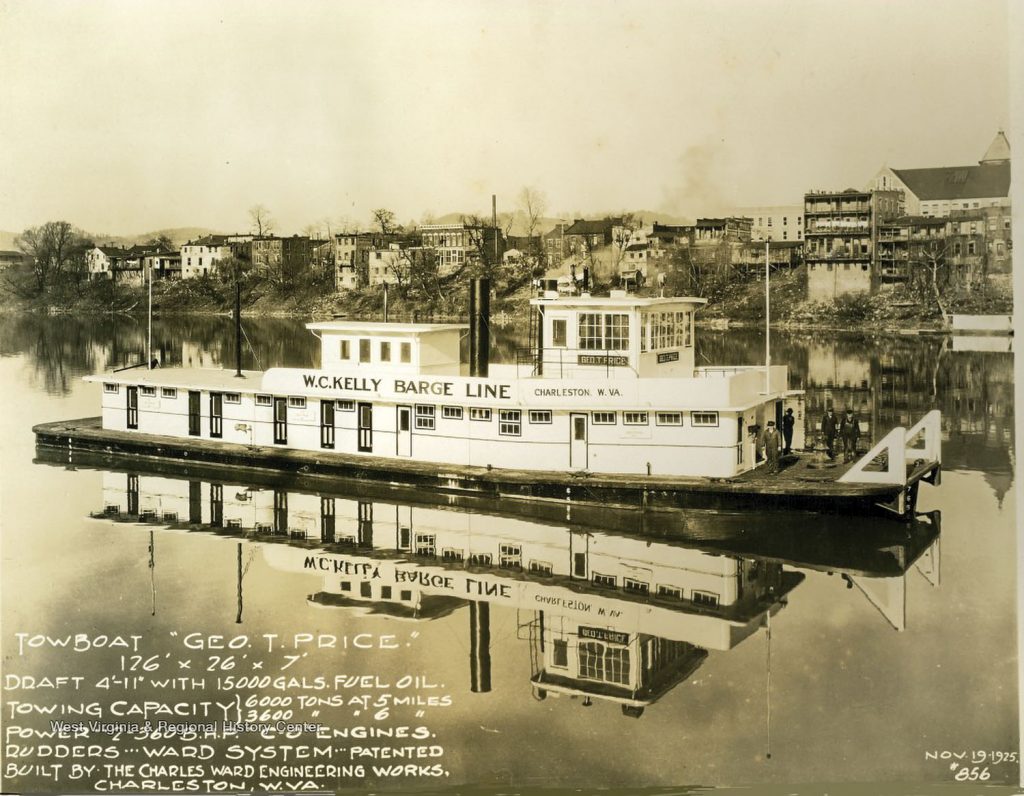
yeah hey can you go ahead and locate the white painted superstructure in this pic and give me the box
[85,294,802,478]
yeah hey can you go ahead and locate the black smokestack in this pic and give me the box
[469,278,490,378]
[469,601,492,693]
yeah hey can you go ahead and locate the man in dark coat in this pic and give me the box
[781,408,795,455]
[759,420,783,474]
[821,407,838,459]
[840,409,861,462]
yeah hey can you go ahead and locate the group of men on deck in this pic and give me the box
[820,406,862,463]
[759,406,861,474]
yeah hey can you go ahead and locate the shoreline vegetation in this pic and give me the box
[1,259,1012,333]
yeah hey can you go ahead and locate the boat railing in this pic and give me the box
[513,347,641,379]
[839,409,942,516]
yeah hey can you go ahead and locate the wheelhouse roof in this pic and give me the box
[306,321,466,335]
[530,295,707,308]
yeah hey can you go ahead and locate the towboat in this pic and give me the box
[81,285,803,479]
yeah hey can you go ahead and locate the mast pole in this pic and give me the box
[147,261,153,369]
[765,239,771,395]
[235,269,243,378]
[766,608,772,760]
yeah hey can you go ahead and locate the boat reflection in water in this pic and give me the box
[39,448,940,719]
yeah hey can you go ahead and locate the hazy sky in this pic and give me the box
[0,0,1013,235]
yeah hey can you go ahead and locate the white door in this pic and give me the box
[570,413,588,469]
[396,405,412,456]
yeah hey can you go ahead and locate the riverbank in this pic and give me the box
[1,265,1012,332]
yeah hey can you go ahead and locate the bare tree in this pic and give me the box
[610,213,641,274]
[909,239,950,317]
[517,186,548,253]
[372,208,397,235]
[16,221,92,292]
[249,205,275,237]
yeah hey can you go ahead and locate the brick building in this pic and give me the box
[251,235,314,282]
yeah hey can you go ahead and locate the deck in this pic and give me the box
[33,416,935,518]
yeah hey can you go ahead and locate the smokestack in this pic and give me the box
[469,601,492,693]
[582,266,590,293]
[469,278,490,378]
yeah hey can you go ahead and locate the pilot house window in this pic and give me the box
[649,311,691,349]
[579,313,629,351]
[578,642,630,685]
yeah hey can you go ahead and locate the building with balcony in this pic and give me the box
[141,245,181,281]
[803,189,903,300]
[731,240,803,272]
[875,206,1011,290]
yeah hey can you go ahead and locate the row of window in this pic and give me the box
[106,385,719,429]
[591,573,720,605]
[756,215,803,227]
[808,263,871,272]
[414,407,716,430]
[340,581,415,602]
[340,339,413,364]
[550,312,693,351]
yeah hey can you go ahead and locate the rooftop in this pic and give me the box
[531,294,707,308]
[564,218,623,236]
[892,163,1010,201]
[306,321,466,335]
[85,368,263,390]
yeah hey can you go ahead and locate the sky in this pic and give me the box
[0,0,1013,236]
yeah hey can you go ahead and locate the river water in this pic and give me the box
[0,313,1017,793]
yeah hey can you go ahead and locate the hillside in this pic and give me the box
[0,226,223,251]
[87,227,224,247]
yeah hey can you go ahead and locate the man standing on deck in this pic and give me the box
[840,408,861,463]
[781,407,795,456]
[760,420,783,474]
[821,407,838,459]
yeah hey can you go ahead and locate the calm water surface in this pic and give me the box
[0,314,1017,792]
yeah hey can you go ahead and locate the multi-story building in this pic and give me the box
[86,245,127,280]
[876,205,1011,290]
[141,245,181,281]
[89,243,183,283]
[803,189,903,300]
[251,235,314,282]
[543,222,571,269]
[866,130,1010,217]
[419,222,503,276]
[875,215,946,285]
[366,245,435,287]
[563,217,624,253]
[335,232,424,291]
[732,206,804,242]
[180,235,234,279]
[692,217,753,245]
